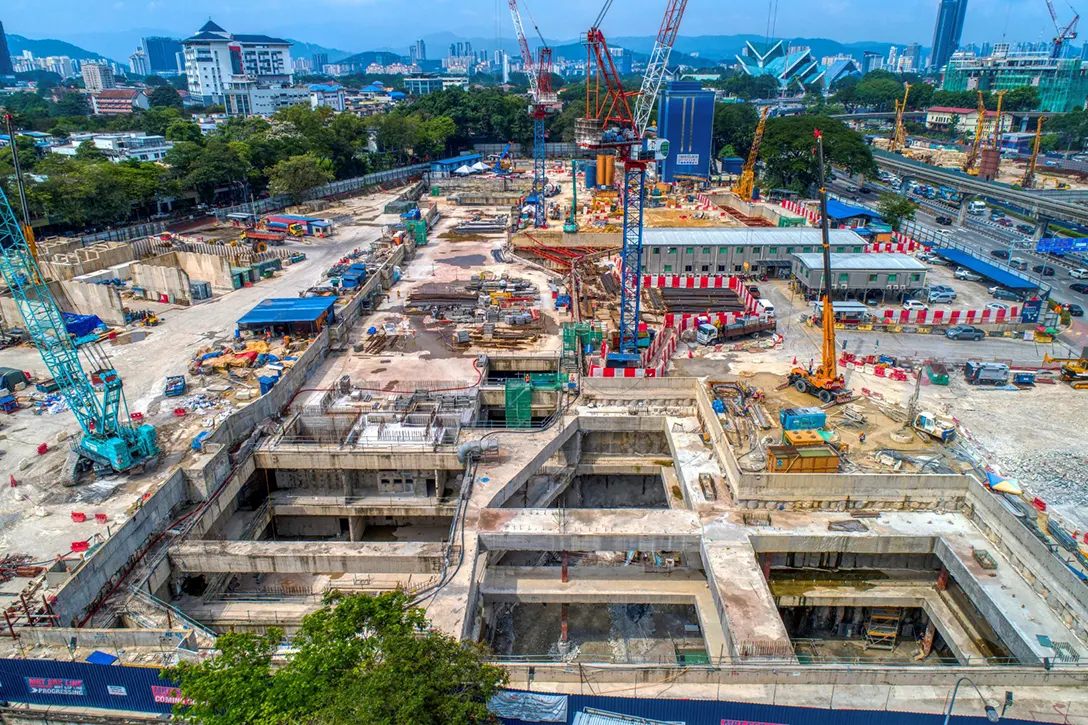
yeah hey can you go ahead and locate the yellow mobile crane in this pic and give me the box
[788,129,849,404]
[962,91,988,175]
[890,83,912,154]
[733,106,769,202]
[1020,116,1047,189]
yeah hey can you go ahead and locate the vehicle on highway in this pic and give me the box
[998,218,1014,227]
[1067,304,1085,317]
[989,210,1004,221]
[935,215,954,226]
[986,302,1011,313]
[955,268,984,281]
[1009,258,1028,270]
[1071,283,1088,294]
[1070,268,1088,279]
[946,325,985,341]
[1032,264,1056,276]
[902,299,929,311]
[1016,223,1035,234]
[989,249,1010,260]
[968,200,987,215]
[928,291,956,304]
[992,288,1023,301]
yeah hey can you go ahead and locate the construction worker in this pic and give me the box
[859,432,867,444]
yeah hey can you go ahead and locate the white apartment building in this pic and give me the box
[309,84,346,112]
[81,62,115,93]
[50,132,174,163]
[182,19,293,104]
[224,84,310,117]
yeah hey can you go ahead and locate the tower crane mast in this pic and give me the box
[508,0,559,228]
[577,0,687,361]
[1045,0,1080,58]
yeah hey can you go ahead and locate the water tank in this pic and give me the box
[583,161,597,190]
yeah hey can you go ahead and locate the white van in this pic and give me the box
[756,299,775,316]
[1009,258,1028,270]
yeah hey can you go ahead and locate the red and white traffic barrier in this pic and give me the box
[877,306,1018,325]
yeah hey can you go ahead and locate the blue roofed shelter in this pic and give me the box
[237,298,337,335]
[933,249,1040,291]
[430,154,483,176]
[825,199,885,227]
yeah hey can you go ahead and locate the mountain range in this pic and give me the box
[7,28,930,74]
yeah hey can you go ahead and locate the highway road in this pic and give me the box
[829,177,1088,309]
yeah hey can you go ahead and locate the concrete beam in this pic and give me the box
[477,508,702,552]
[169,540,446,574]
[254,448,462,471]
[269,493,457,518]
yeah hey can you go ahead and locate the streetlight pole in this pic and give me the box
[944,676,1001,725]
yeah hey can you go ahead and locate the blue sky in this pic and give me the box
[1,0,1063,53]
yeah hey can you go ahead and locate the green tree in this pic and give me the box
[1003,86,1040,111]
[148,86,184,110]
[1047,108,1088,151]
[144,75,168,87]
[759,115,876,192]
[853,78,903,110]
[165,138,250,204]
[165,120,205,145]
[712,102,759,159]
[268,153,334,202]
[876,191,919,231]
[75,140,108,162]
[53,92,91,117]
[165,592,506,725]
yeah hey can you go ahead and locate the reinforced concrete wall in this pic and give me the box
[59,280,126,326]
[131,253,191,304]
[39,241,135,281]
[967,482,1088,645]
[175,251,233,293]
[50,467,189,627]
[0,281,74,332]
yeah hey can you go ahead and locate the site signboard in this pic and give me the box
[1036,238,1088,254]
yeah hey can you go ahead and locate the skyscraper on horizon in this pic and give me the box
[142,37,183,75]
[929,0,969,71]
[0,22,14,76]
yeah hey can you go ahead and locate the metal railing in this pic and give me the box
[76,221,167,247]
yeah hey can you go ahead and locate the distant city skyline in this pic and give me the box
[0,0,1072,59]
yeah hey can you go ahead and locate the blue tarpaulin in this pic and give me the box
[62,313,103,338]
[825,199,884,223]
[237,298,337,332]
[933,249,1039,290]
[85,651,117,666]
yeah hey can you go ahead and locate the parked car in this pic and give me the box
[1032,264,1056,276]
[946,325,985,341]
[998,218,1014,227]
[1070,268,1088,279]
[986,302,1011,313]
[1067,303,1085,317]
[1016,223,1035,234]
[992,288,1023,301]
[935,215,954,226]
[955,268,984,282]
[902,299,929,311]
[989,249,1010,260]
[864,291,884,306]
[929,284,956,298]
[1071,283,1088,294]
[928,291,956,304]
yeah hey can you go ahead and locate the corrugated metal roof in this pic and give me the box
[935,248,1039,290]
[572,708,684,725]
[643,228,865,248]
[237,297,336,327]
[793,253,928,271]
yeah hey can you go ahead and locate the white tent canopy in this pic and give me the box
[471,161,490,171]
[453,165,474,175]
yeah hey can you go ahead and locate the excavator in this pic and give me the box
[733,106,768,202]
[787,130,850,404]
[1043,353,1088,389]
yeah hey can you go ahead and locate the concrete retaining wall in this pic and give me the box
[59,280,125,326]
[131,254,191,305]
[967,482,1088,645]
[175,252,233,293]
[22,627,193,649]
[740,472,969,510]
[50,468,189,627]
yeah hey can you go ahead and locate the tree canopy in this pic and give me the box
[268,154,335,201]
[164,592,506,725]
[712,102,760,159]
[876,192,920,231]
[759,116,876,192]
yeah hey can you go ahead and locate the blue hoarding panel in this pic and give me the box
[657,81,715,183]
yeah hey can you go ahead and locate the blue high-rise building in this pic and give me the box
[929,0,968,71]
[0,22,13,76]
[142,36,183,74]
[656,81,715,183]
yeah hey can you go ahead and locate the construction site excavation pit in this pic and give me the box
[488,602,708,664]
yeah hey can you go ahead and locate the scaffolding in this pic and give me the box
[561,322,603,373]
[863,607,902,651]
[505,379,532,428]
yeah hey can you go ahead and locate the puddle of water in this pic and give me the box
[440,254,487,267]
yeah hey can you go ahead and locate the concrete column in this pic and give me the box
[348,516,366,542]
[760,554,771,581]
[921,619,937,656]
[412,473,428,498]
[340,471,351,498]
[561,552,569,583]
[434,470,446,499]
[957,201,969,226]
[937,565,949,591]
[1033,219,1048,242]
